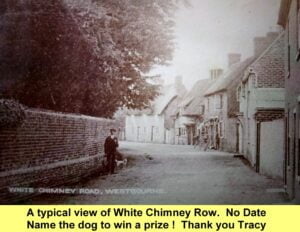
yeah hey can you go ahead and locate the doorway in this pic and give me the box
[151,126,155,142]
[187,125,195,145]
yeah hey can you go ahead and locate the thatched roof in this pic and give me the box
[126,82,187,116]
[178,79,212,116]
[204,57,255,97]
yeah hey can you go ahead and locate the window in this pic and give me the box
[215,95,219,110]
[207,98,210,112]
[219,121,224,138]
[151,126,155,141]
[200,105,205,114]
[177,128,181,136]
[181,128,186,136]
[220,94,223,109]
[214,94,223,109]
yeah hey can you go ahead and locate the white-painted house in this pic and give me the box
[237,32,285,179]
[125,77,186,144]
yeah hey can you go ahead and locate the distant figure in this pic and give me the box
[216,133,220,150]
[104,129,119,174]
[193,135,200,149]
[203,133,209,151]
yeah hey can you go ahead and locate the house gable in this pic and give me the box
[246,33,285,89]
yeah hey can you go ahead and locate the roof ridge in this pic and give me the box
[204,56,255,96]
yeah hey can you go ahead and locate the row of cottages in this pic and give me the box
[203,54,255,152]
[236,32,285,180]
[200,32,281,153]
[125,76,186,144]
[277,0,300,201]
[173,78,213,145]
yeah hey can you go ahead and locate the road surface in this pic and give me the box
[25,142,288,204]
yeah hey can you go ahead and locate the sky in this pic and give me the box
[152,0,282,89]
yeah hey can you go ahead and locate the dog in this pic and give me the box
[115,158,127,169]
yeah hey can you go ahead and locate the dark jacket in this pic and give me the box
[104,136,118,155]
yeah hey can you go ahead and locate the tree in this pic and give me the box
[1,0,183,118]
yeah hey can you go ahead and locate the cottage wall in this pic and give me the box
[223,118,238,152]
[260,119,284,179]
[125,115,165,143]
[239,82,285,166]
[204,93,237,152]
[238,32,285,171]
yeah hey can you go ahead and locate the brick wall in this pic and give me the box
[251,33,285,88]
[0,102,115,203]
[255,110,285,122]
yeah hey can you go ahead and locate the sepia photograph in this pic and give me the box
[0,0,299,205]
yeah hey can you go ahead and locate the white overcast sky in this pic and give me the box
[152,0,282,89]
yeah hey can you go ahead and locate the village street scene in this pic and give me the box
[26,142,287,204]
[0,0,300,204]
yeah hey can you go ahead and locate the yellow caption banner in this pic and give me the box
[0,205,299,232]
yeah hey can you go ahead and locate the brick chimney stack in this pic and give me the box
[254,37,267,57]
[228,53,241,68]
[175,75,183,92]
[267,32,279,41]
[210,68,223,81]
[254,32,279,56]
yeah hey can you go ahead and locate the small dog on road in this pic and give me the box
[115,158,127,169]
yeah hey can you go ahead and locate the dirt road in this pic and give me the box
[25,142,288,204]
